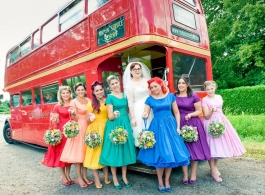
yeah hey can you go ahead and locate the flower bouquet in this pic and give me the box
[63,120,79,138]
[84,131,102,149]
[137,129,156,149]
[109,126,128,145]
[43,129,62,146]
[208,121,226,137]
[180,125,198,142]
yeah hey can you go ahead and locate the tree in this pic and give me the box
[201,0,265,89]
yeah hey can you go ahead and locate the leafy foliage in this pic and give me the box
[202,0,265,89]
[0,100,10,114]
[217,85,265,115]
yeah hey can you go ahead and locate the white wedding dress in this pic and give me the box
[126,78,154,146]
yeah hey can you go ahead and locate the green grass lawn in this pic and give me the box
[227,114,265,159]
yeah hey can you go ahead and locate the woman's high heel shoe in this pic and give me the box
[60,177,70,186]
[95,184,103,189]
[210,172,222,182]
[75,179,88,188]
[121,177,132,188]
[102,174,111,184]
[114,184,122,190]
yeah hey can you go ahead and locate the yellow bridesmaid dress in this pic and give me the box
[83,103,108,169]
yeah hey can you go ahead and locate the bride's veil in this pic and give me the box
[123,62,151,91]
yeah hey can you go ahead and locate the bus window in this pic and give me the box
[62,75,86,98]
[34,87,41,104]
[20,37,31,57]
[184,0,196,7]
[11,94,20,107]
[33,30,40,49]
[102,71,120,95]
[9,47,19,64]
[172,4,196,29]
[88,0,109,14]
[172,52,206,91]
[42,15,59,43]
[59,0,84,32]
[42,83,59,103]
[22,89,32,106]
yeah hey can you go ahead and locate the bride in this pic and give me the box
[123,62,153,146]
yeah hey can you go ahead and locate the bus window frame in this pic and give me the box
[166,48,209,93]
[10,93,21,108]
[22,89,33,107]
[59,0,85,32]
[41,82,59,104]
[172,3,197,30]
[33,29,40,49]
[20,37,32,58]
[62,74,86,98]
[41,14,59,44]
[183,0,196,7]
[9,46,20,65]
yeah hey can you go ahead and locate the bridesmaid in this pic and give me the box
[175,75,211,184]
[137,77,190,193]
[41,86,73,186]
[202,80,246,182]
[83,81,111,189]
[99,75,136,190]
[60,82,93,188]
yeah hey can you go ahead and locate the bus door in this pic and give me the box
[97,57,123,94]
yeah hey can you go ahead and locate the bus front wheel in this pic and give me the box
[3,123,13,144]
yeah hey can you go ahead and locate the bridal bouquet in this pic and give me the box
[63,120,79,138]
[180,125,198,142]
[208,121,226,137]
[84,131,102,149]
[137,130,156,149]
[109,126,128,145]
[43,129,62,146]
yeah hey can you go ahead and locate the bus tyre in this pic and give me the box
[3,123,13,144]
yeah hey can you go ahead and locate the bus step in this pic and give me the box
[128,163,157,174]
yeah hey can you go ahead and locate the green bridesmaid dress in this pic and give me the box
[99,93,136,166]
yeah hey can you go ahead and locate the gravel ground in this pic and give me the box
[0,118,264,195]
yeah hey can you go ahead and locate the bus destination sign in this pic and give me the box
[97,16,125,46]
[171,25,200,43]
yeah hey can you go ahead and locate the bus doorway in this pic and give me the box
[120,44,167,81]
[97,57,123,95]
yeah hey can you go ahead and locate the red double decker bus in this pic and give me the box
[3,0,212,154]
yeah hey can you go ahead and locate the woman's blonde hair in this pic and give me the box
[57,86,72,106]
[106,75,120,85]
[203,80,218,89]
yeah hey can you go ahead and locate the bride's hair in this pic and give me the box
[147,77,167,94]
[129,62,142,78]
[123,62,151,91]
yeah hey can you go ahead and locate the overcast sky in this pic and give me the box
[0,0,68,100]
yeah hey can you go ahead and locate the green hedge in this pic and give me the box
[217,85,265,115]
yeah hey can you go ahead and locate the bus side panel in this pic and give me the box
[133,0,167,36]
[91,0,129,27]
[6,65,19,85]
[40,42,58,70]
[35,104,53,147]
[21,106,36,144]
[58,21,90,61]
